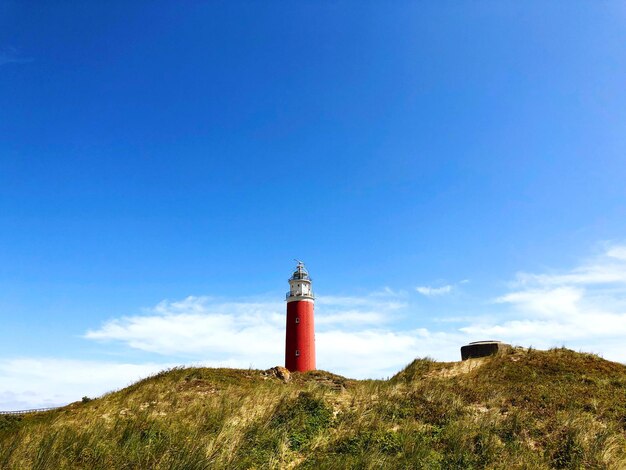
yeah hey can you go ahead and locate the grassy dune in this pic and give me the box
[1,348,626,469]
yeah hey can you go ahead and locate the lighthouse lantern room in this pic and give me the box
[285,261,316,372]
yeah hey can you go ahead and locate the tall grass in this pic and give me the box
[2,349,626,468]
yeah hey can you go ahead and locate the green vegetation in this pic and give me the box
[1,348,626,468]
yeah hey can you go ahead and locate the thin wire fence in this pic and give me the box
[0,407,59,415]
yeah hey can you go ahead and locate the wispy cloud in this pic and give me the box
[0,46,33,67]
[86,297,285,358]
[416,285,453,296]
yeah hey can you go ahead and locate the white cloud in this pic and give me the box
[462,244,626,359]
[513,250,626,287]
[84,293,418,380]
[607,246,626,261]
[315,311,387,326]
[416,285,453,296]
[494,287,582,317]
[86,298,284,358]
[318,328,462,378]
[0,359,171,411]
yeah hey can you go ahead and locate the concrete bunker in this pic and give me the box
[461,340,510,360]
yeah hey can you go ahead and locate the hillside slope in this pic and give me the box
[1,348,626,469]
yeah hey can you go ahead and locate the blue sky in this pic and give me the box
[2,1,626,409]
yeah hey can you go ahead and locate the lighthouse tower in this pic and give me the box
[285,261,316,372]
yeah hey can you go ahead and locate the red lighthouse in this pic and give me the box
[285,261,316,372]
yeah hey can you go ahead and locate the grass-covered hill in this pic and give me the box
[2,348,626,469]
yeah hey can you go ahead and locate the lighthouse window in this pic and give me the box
[295,317,300,324]
[295,350,300,356]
